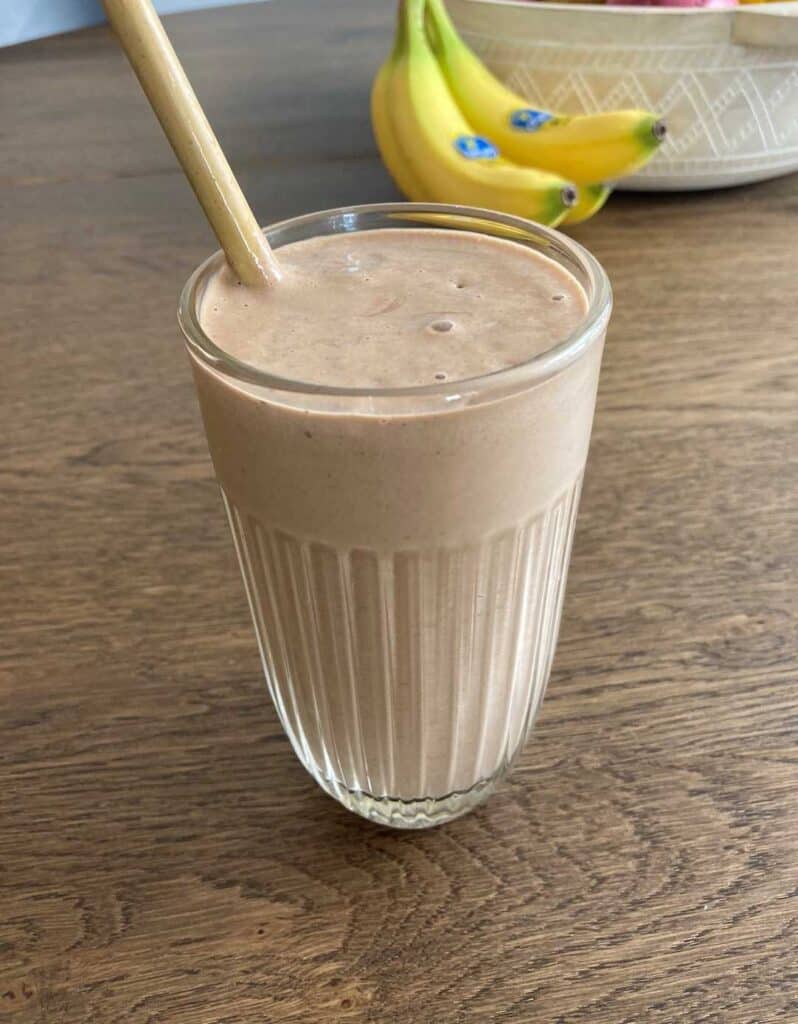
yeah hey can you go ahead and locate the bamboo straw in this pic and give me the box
[102,0,281,286]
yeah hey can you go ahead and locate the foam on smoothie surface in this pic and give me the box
[199,228,588,389]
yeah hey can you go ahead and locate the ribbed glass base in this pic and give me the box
[222,476,584,828]
[315,766,508,829]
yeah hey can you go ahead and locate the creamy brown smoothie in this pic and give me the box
[200,229,587,387]
[185,220,608,827]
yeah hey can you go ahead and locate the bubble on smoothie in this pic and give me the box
[199,227,590,389]
[341,250,385,275]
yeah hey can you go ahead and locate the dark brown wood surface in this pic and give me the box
[2,2,797,1021]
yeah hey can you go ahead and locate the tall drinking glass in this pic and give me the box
[179,204,611,828]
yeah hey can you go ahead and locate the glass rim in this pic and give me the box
[178,202,612,400]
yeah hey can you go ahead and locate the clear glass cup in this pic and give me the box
[179,204,612,828]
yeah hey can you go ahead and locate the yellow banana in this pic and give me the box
[426,0,666,185]
[380,0,577,227]
[561,183,612,226]
[371,51,426,200]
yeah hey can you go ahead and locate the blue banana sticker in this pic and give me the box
[454,134,499,159]
[510,109,554,133]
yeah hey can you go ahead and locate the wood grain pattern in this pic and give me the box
[2,2,797,1021]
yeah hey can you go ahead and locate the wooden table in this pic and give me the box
[2,2,797,1020]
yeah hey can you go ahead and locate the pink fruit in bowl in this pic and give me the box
[609,0,737,6]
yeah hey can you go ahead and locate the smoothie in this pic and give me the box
[200,228,587,387]
[185,218,608,827]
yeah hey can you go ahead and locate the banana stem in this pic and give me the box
[404,0,428,54]
[427,0,458,47]
[391,0,407,61]
[425,0,473,80]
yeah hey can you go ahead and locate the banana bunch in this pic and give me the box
[371,0,667,226]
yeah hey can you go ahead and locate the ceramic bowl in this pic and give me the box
[448,0,798,189]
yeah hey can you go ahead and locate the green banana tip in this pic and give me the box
[562,185,578,209]
[635,115,667,153]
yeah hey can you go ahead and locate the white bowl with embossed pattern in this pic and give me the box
[448,0,798,189]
